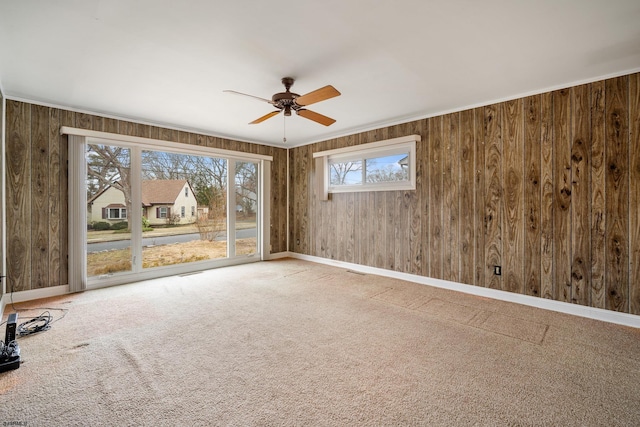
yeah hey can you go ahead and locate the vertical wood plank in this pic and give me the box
[385,191,396,270]
[445,114,460,281]
[272,147,287,253]
[303,144,312,256]
[308,145,317,257]
[420,119,431,277]
[429,116,443,278]
[459,110,475,285]
[76,112,93,130]
[350,192,359,263]
[178,131,190,146]
[484,104,502,290]
[540,92,554,300]
[442,115,453,280]
[358,190,369,265]
[570,84,592,306]
[31,104,50,289]
[333,193,347,261]
[48,108,61,287]
[374,191,386,268]
[474,107,486,287]
[524,95,542,297]
[316,145,325,258]
[553,88,572,302]
[590,80,607,309]
[345,191,355,263]
[103,117,118,134]
[502,99,524,294]
[409,120,423,276]
[630,73,640,315]
[6,101,32,292]
[604,76,629,312]
[392,191,402,271]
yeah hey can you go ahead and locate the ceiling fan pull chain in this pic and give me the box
[283,114,287,143]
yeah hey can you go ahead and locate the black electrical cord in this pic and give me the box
[16,311,54,336]
[0,276,69,337]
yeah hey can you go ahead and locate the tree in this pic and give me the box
[87,144,132,231]
[235,162,257,216]
[330,161,362,185]
[195,187,227,241]
[141,151,227,207]
[365,164,408,183]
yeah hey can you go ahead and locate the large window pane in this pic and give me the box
[86,144,133,277]
[141,150,228,268]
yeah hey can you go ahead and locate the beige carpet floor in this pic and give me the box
[1,258,639,426]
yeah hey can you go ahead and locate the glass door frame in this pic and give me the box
[66,128,271,292]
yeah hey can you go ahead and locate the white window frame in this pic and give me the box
[107,207,127,219]
[181,206,185,218]
[64,126,272,292]
[313,135,418,197]
[158,207,168,219]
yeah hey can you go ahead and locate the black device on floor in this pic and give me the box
[1,313,21,373]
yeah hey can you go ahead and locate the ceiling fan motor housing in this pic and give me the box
[272,78,301,116]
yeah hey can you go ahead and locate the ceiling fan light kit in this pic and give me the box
[225,77,340,127]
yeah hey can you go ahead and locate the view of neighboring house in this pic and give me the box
[235,186,257,216]
[88,179,198,226]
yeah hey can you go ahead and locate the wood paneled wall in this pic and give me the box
[290,72,640,315]
[5,101,288,292]
[0,90,3,299]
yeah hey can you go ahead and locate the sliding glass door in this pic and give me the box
[81,140,263,287]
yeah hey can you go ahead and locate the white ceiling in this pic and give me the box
[1,1,639,147]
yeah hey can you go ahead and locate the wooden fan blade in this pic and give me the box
[294,85,340,106]
[297,109,336,126]
[224,90,275,104]
[249,110,280,124]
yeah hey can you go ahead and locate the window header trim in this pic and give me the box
[61,126,273,162]
[312,134,420,159]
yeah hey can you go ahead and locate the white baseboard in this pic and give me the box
[0,285,70,318]
[265,251,292,260]
[288,253,640,329]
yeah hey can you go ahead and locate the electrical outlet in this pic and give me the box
[494,265,501,276]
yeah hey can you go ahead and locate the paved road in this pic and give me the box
[87,228,257,252]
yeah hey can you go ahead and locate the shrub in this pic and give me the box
[93,221,111,231]
[111,221,129,230]
[166,213,181,226]
[142,216,150,229]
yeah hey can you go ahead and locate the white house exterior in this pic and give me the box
[88,180,198,226]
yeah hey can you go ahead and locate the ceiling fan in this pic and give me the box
[224,77,340,126]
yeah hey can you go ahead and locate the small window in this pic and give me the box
[191,206,195,216]
[315,135,417,195]
[185,187,188,197]
[181,206,186,218]
[158,207,168,219]
[107,208,126,219]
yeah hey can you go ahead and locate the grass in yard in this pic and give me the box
[87,238,257,276]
